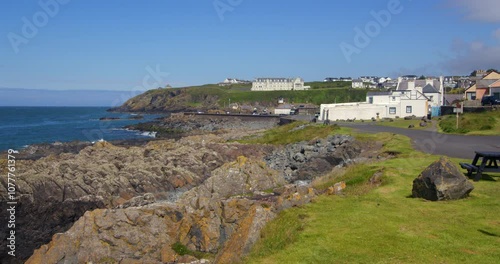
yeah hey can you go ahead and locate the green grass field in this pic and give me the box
[439,110,500,135]
[220,88,367,105]
[305,81,352,89]
[175,83,369,105]
[372,118,430,130]
[243,128,500,264]
[239,122,340,145]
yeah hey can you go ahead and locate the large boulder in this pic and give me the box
[412,157,474,201]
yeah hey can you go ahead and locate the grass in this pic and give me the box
[367,118,429,130]
[171,242,214,260]
[220,88,368,106]
[238,122,341,145]
[439,110,500,135]
[305,81,352,89]
[244,131,500,264]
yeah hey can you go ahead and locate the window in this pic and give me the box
[406,106,412,113]
[389,107,396,114]
[467,92,476,100]
[368,97,373,104]
[392,96,396,101]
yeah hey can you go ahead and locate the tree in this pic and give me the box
[487,68,498,73]
[470,70,477,76]
[418,75,426,80]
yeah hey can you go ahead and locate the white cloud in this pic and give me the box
[446,0,500,22]
[441,40,500,74]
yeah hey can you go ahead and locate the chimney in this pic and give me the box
[407,80,415,90]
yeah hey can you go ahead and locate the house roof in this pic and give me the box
[352,79,363,82]
[482,71,500,80]
[275,104,294,109]
[255,78,295,82]
[422,84,440,93]
[465,84,477,93]
[476,79,497,89]
[444,94,464,106]
[397,79,442,92]
[490,79,500,88]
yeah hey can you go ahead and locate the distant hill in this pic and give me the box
[111,83,371,113]
[0,88,140,107]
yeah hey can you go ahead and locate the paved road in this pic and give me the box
[339,123,500,159]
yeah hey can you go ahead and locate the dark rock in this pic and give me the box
[99,117,121,121]
[128,115,144,120]
[408,125,415,128]
[412,157,474,201]
[265,135,361,182]
[293,153,306,162]
[419,121,427,127]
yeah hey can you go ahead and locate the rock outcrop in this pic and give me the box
[0,137,275,263]
[128,114,279,138]
[412,157,474,201]
[265,134,361,182]
[26,156,314,264]
[5,130,363,263]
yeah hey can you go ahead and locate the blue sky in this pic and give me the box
[1,0,499,91]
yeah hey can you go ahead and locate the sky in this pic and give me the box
[1,0,500,91]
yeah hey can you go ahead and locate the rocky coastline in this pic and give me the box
[0,115,371,263]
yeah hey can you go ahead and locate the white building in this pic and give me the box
[319,90,430,121]
[396,76,444,107]
[352,79,365,89]
[251,77,310,91]
[218,78,251,86]
[274,104,295,115]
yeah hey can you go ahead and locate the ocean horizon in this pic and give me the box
[0,106,164,151]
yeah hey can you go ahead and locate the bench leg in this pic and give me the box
[475,159,489,181]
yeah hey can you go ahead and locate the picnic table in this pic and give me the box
[460,151,500,181]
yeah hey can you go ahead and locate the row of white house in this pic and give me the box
[319,77,444,121]
[251,77,311,91]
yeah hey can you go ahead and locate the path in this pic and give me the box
[339,123,500,159]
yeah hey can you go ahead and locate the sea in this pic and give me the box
[0,107,165,151]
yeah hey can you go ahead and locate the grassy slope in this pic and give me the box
[239,122,340,145]
[120,83,371,112]
[221,88,368,105]
[243,126,500,264]
[439,110,500,135]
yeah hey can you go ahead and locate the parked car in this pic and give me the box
[481,96,500,106]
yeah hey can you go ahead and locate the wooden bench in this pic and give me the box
[461,151,500,181]
[459,162,478,177]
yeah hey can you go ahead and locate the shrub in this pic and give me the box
[171,242,189,256]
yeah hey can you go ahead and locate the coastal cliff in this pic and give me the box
[109,84,368,113]
[1,120,364,263]
[109,87,221,113]
[0,135,275,263]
